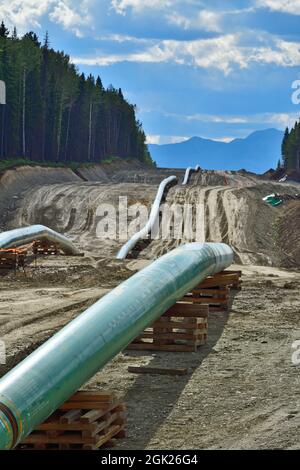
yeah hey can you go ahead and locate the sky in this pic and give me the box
[1,0,300,144]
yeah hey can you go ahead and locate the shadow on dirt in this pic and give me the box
[120,289,240,449]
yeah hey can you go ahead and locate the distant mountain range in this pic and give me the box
[148,128,284,173]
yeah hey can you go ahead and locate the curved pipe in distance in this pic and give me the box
[0,224,81,256]
[116,175,177,259]
[0,242,233,449]
[182,165,200,185]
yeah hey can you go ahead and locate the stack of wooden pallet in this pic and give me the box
[127,303,208,352]
[32,239,59,256]
[17,391,126,450]
[183,270,242,312]
[200,270,242,290]
[128,270,242,352]
[0,248,27,272]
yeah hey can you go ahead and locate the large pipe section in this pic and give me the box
[0,242,233,449]
[182,165,200,185]
[0,224,81,256]
[116,175,177,259]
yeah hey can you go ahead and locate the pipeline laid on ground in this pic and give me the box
[0,224,81,255]
[182,165,201,185]
[0,242,233,449]
[116,175,177,259]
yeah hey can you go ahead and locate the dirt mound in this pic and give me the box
[139,179,300,267]
[0,165,80,229]
[1,165,300,266]
[9,181,158,256]
[276,201,300,268]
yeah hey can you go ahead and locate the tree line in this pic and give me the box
[281,121,300,172]
[0,21,152,165]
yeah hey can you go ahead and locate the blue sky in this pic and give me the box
[1,0,300,144]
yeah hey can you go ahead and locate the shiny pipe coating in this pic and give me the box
[0,224,81,255]
[0,242,233,449]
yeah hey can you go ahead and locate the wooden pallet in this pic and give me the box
[182,286,230,312]
[183,270,242,312]
[17,391,126,450]
[32,239,59,256]
[197,270,242,290]
[127,303,208,352]
[0,248,27,271]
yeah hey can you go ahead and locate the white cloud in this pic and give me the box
[146,134,189,144]
[111,0,172,15]
[49,1,93,37]
[95,33,149,44]
[166,110,300,128]
[211,137,236,143]
[0,0,55,33]
[183,113,249,124]
[0,0,95,36]
[168,10,221,32]
[73,34,300,74]
[257,0,300,15]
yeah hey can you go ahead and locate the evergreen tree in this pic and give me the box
[0,27,153,165]
[0,21,9,39]
[282,120,300,172]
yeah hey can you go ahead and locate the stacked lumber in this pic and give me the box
[17,391,126,450]
[127,303,208,352]
[0,248,27,271]
[128,270,242,352]
[32,239,59,256]
[182,270,242,312]
[197,270,242,290]
[182,286,230,312]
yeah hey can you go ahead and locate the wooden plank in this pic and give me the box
[128,366,188,376]
[80,403,125,424]
[93,424,124,449]
[152,318,204,328]
[136,331,207,341]
[220,270,242,276]
[68,391,116,402]
[60,401,118,410]
[165,303,208,317]
[197,274,238,286]
[181,296,228,304]
[191,288,229,295]
[82,412,124,438]
[126,343,197,352]
[23,432,96,445]
[37,421,98,432]
[59,409,82,424]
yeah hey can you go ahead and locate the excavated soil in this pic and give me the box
[0,164,300,450]
[276,201,300,268]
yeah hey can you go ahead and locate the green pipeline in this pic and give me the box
[0,242,233,449]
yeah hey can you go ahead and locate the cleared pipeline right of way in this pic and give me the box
[0,242,233,449]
